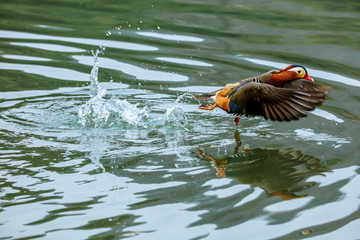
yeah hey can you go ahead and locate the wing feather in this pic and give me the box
[228,82,329,121]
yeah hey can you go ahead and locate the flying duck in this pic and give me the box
[196,65,331,125]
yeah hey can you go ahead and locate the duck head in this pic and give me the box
[271,65,314,82]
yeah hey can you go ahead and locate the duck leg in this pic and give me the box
[198,103,217,110]
[234,116,240,126]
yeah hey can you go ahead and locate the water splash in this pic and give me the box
[78,50,148,128]
[78,97,149,128]
[163,93,191,128]
[78,50,189,129]
[89,49,104,98]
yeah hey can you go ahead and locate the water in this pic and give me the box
[1,0,360,239]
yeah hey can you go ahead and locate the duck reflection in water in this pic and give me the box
[198,130,331,200]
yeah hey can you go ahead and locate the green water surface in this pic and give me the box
[1,0,360,239]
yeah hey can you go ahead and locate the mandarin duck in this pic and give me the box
[196,65,330,125]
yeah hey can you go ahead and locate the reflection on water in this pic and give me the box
[1,0,360,239]
[198,130,331,200]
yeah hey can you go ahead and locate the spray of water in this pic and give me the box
[163,93,192,128]
[78,49,149,128]
[78,49,189,129]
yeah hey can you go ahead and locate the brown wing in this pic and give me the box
[193,71,276,101]
[228,82,329,121]
[284,79,332,93]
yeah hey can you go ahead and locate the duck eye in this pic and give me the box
[297,70,302,74]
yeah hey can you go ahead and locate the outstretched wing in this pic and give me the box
[283,79,331,93]
[228,82,329,121]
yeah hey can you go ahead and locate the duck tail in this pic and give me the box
[193,93,215,101]
[193,89,220,101]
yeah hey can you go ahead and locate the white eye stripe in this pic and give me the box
[289,67,304,74]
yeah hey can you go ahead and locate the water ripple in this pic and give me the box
[0,30,158,51]
[1,0,359,239]
[2,54,52,61]
[156,57,213,67]
[0,62,88,81]
[137,31,204,42]
[73,55,188,82]
[10,42,85,52]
